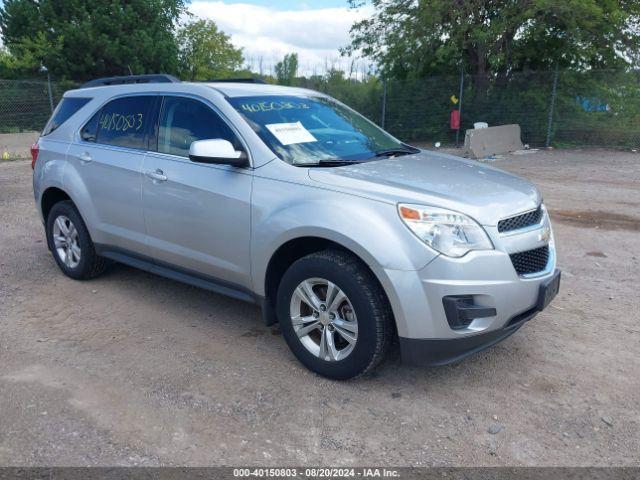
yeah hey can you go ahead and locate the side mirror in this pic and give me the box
[189,139,248,167]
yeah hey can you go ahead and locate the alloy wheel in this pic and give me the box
[289,277,358,361]
[52,215,81,269]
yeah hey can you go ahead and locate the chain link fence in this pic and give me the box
[2,70,640,149]
[315,69,640,149]
[0,79,72,134]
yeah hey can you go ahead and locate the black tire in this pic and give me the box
[46,200,107,280]
[276,249,394,380]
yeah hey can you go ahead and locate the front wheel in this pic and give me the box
[277,250,394,380]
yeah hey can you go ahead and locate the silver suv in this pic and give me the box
[32,74,560,380]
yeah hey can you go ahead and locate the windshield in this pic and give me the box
[227,94,411,165]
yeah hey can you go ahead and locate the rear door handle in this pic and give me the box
[145,169,167,182]
[79,152,92,164]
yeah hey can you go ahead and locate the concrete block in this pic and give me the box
[463,124,523,159]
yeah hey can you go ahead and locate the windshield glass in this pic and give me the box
[227,95,407,165]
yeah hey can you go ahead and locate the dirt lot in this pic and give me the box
[0,132,39,160]
[0,149,638,466]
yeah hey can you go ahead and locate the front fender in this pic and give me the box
[250,176,438,297]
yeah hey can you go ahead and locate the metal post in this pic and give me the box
[455,69,464,148]
[381,78,387,129]
[546,64,559,148]
[46,72,54,113]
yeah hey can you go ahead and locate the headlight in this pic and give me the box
[398,204,493,257]
[540,203,554,246]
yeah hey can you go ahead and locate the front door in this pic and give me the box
[141,96,253,290]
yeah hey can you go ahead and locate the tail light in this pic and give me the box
[30,143,39,170]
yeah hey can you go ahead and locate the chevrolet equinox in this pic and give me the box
[32,75,560,380]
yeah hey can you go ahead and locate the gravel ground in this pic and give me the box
[0,149,638,466]
[0,132,39,160]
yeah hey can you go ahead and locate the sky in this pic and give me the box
[188,0,374,75]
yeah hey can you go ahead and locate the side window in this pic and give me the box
[80,111,100,142]
[84,96,156,150]
[158,96,238,157]
[43,97,91,136]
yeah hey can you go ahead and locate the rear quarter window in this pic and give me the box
[42,97,92,136]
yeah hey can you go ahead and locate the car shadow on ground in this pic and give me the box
[90,260,537,389]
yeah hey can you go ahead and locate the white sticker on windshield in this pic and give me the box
[265,121,317,145]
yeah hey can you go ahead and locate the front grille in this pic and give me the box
[498,207,543,233]
[510,246,549,275]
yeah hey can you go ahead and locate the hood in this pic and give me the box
[307,150,541,226]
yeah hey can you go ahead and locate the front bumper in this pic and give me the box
[399,268,559,366]
[375,233,559,364]
[399,308,536,366]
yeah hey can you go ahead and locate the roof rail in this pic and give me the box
[209,78,267,84]
[80,74,180,89]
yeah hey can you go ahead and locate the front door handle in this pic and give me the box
[145,169,167,182]
[79,152,92,164]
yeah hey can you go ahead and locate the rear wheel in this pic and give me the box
[277,250,393,380]
[46,201,107,280]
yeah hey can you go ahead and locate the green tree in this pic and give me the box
[275,53,299,86]
[0,34,61,79]
[177,19,244,81]
[0,0,187,81]
[346,0,640,79]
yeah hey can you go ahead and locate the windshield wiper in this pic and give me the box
[374,147,417,158]
[303,159,364,167]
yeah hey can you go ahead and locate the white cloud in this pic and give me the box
[188,1,374,75]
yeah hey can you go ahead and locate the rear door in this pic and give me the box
[66,95,159,255]
[142,95,253,290]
